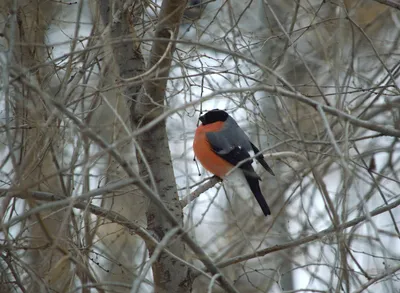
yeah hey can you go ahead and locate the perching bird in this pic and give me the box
[193,109,274,216]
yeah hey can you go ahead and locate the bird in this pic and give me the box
[193,109,274,216]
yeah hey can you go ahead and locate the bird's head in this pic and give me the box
[199,109,229,125]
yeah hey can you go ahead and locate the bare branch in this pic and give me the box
[353,264,400,293]
[372,0,400,10]
[215,196,400,269]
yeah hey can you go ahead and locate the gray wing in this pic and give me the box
[206,117,264,198]
[205,115,257,176]
[206,116,275,176]
[205,116,252,155]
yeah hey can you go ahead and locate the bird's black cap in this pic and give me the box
[199,109,229,125]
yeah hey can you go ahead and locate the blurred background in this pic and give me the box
[0,0,399,292]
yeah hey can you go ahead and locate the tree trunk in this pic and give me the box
[133,0,193,292]
[1,1,72,292]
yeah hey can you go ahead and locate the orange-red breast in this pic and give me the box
[193,109,274,216]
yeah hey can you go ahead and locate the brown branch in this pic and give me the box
[1,183,153,245]
[372,0,400,10]
[180,176,221,207]
[1,188,213,283]
[10,37,400,138]
[353,264,400,293]
[4,184,234,282]
[215,195,400,269]
[129,0,241,292]
[15,79,240,293]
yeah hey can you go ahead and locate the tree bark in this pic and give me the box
[89,1,147,291]
[1,1,72,292]
[133,0,194,292]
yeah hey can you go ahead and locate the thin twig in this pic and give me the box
[130,227,180,293]
[352,264,400,293]
[215,195,400,269]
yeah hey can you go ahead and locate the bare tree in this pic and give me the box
[1,0,400,292]
[0,1,74,292]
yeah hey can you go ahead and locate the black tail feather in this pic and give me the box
[250,142,275,176]
[245,174,271,216]
[218,144,272,216]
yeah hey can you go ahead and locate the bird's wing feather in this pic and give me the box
[205,131,234,155]
[206,116,274,176]
[206,132,260,179]
[220,116,275,176]
[205,116,251,154]
[205,117,271,216]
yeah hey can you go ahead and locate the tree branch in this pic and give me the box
[180,176,221,207]
[372,0,400,10]
[215,195,400,269]
[353,264,400,293]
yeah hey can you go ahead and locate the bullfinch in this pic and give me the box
[193,109,274,216]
